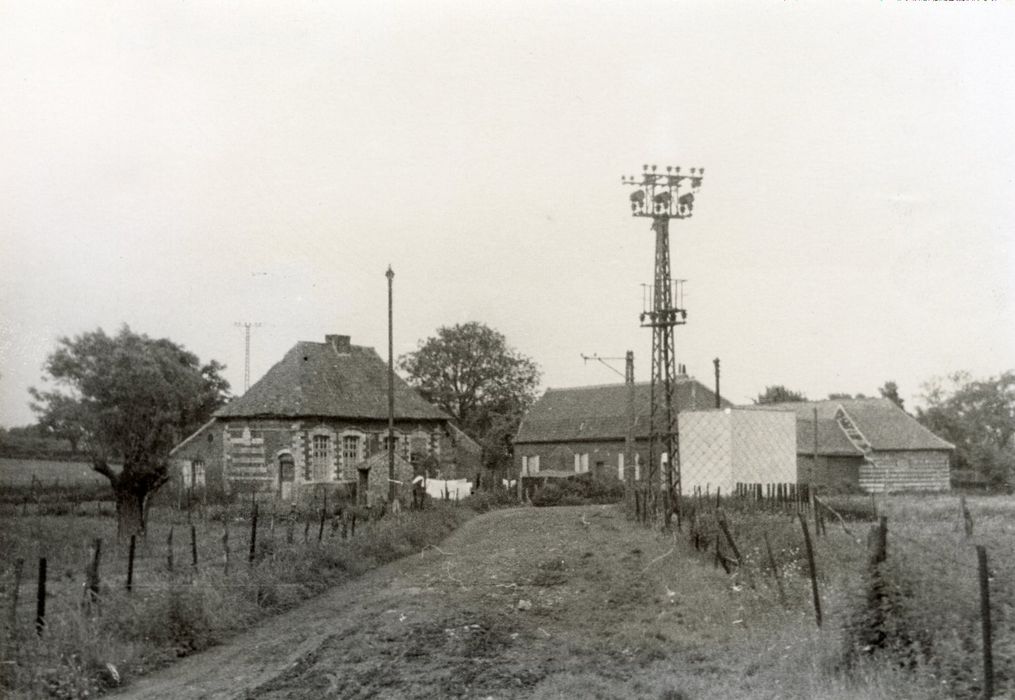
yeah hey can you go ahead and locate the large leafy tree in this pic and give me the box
[917,371,1015,490]
[399,322,540,474]
[754,385,807,404]
[31,326,230,535]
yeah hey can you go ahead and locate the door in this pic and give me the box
[278,454,295,500]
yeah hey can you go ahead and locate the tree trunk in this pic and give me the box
[116,489,146,539]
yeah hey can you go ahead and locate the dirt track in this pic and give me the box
[110,505,767,699]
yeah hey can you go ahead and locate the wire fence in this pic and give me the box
[668,489,1013,699]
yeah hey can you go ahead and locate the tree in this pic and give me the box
[878,381,905,411]
[754,385,807,404]
[917,371,1015,490]
[31,326,229,535]
[27,392,89,452]
[828,392,854,400]
[398,322,540,475]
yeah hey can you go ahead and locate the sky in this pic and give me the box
[1,1,1013,427]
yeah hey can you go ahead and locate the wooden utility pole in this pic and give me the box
[386,266,396,507]
[713,357,721,408]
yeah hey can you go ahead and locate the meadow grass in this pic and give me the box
[0,502,472,698]
[671,491,1014,699]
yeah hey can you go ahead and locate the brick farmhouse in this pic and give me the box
[513,377,728,482]
[169,334,480,506]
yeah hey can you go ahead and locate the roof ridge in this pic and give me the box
[547,377,701,392]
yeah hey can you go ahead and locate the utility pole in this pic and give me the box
[713,357,721,409]
[622,164,704,527]
[580,352,636,501]
[386,266,396,508]
[234,322,262,393]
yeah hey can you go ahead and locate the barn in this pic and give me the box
[169,333,481,505]
[512,377,729,482]
[763,398,954,493]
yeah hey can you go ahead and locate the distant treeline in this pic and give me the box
[0,424,87,462]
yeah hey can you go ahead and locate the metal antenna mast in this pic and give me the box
[234,322,263,393]
[622,164,704,526]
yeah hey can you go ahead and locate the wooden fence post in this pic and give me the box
[762,532,787,607]
[248,501,258,565]
[35,558,46,635]
[961,495,974,538]
[286,504,295,544]
[86,538,102,608]
[166,527,174,572]
[190,524,198,571]
[977,545,993,700]
[126,535,136,593]
[798,513,821,628]
[269,499,277,559]
[9,558,24,633]
[222,516,231,576]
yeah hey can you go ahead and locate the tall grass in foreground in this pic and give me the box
[673,492,1014,699]
[0,504,471,698]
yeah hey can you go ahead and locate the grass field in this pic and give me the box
[0,457,110,487]
[0,487,1012,698]
[0,499,473,698]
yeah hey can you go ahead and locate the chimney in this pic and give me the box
[325,334,351,354]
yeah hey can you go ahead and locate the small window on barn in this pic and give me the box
[191,460,206,488]
[530,455,540,474]
[618,453,625,480]
[181,461,192,488]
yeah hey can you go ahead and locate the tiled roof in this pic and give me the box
[794,418,862,456]
[760,398,954,453]
[515,379,730,444]
[216,340,448,421]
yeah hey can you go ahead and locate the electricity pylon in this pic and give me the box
[622,164,704,527]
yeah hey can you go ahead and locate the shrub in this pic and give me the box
[528,476,624,507]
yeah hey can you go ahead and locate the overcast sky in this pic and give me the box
[2,1,1013,426]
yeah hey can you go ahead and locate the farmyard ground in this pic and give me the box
[104,505,946,700]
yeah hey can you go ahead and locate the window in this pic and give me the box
[573,453,589,473]
[523,455,540,475]
[634,453,641,481]
[342,435,360,465]
[531,455,540,473]
[312,435,331,481]
[191,460,206,488]
[618,453,625,481]
[383,435,399,454]
[181,461,192,488]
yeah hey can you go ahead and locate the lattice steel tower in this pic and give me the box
[622,164,704,526]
